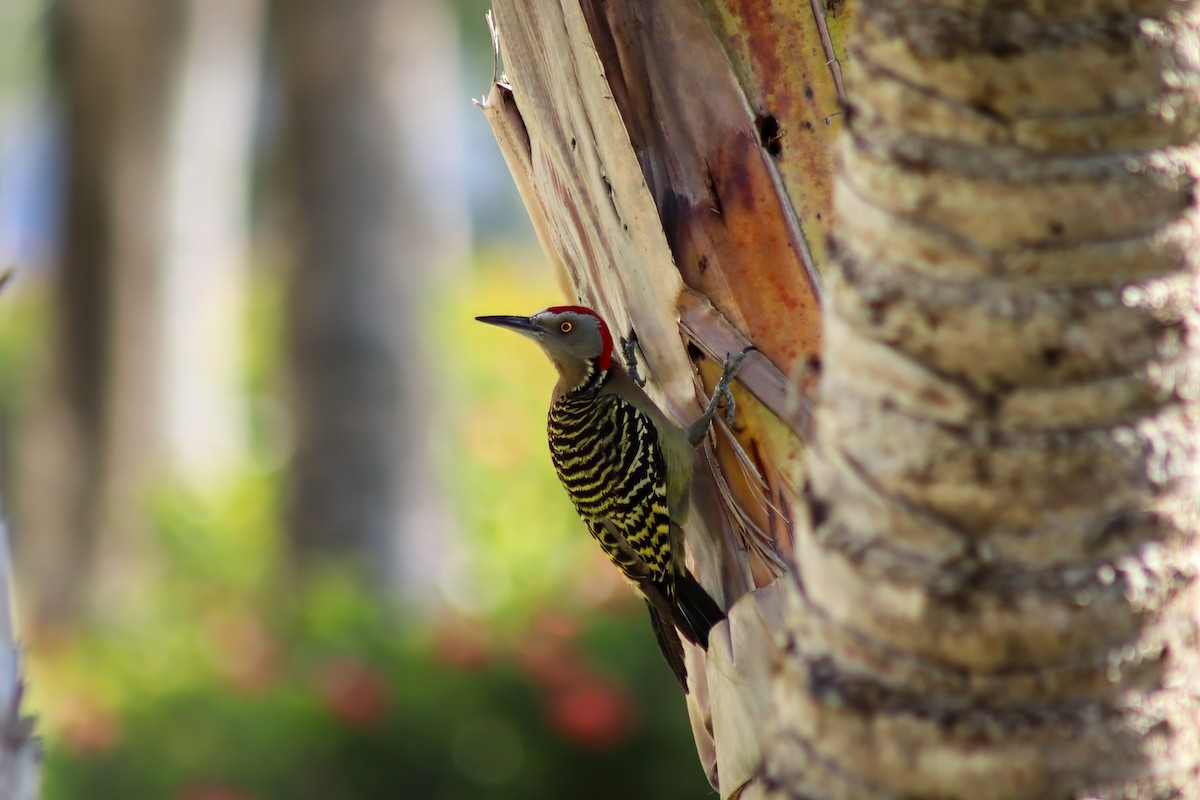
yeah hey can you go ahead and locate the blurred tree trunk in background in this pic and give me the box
[163,0,264,484]
[18,0,181,628]
[484,0,1200,797]
[276,0,463,594]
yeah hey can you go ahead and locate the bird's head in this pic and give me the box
[476,305,615,391]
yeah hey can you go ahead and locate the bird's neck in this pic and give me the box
[555,357,609,399]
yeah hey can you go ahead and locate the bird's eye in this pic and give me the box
[560,321,573,333]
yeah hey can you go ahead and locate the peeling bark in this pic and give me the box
[481,0,830,791]
[481,0,1200,797]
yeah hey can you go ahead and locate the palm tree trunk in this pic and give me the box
[275,0,464,594]
[22,0,181,627]
[765,2,1200,796]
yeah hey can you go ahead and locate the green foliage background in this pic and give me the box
[11,260,714,800]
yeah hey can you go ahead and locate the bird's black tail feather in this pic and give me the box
[643,571,726,691]
[646,602,688,691]
[671,569,726,649]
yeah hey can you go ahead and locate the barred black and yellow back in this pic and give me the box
[548,383,725,677]
[548,390,673,582]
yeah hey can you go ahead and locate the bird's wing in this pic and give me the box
[562,394,677,581]
[592,516,684,636]
[601,366,694,515]
[604,402,676,581]
[584,516,655,584]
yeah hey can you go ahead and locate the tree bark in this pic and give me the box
[481,0,825,792]
[276,0,463,593]
[482,0,1200,797]
[766,2,1200,796]
[21,0,180,627]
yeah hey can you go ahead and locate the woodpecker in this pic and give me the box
[476,305,749,689]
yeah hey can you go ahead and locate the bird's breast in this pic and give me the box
[547,394,662,520]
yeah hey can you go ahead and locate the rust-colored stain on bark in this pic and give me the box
[667,129,822,369]
[704,0,848,273]
[582,0,824,374]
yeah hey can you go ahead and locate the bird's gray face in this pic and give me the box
[529,309,606,362]
[476,305,615,374]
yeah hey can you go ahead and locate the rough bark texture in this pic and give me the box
[20,0,180,627]
[765,1,1200,797]
[277,0,462,591]
[481,1,831,793]
[277,0,413,584]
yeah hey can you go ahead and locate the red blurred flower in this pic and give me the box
[177,783,253,800]
[58,697,121,755]
[545,679,638,750]
[205,612,280,694]
[531,611,580,641]
[313,657,390,728]
[429,627,492,672]
[515,639,585,690]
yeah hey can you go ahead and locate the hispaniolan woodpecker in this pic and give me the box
[475,305,749,689]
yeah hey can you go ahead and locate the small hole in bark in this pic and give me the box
[757,114,783,157]
[698,255,709,274]
[1092,512,1139,551]
[985,40,1024,58]
[867,299,887,325]
[968,99,1004,121]
[808,496,829,528]
[703,163,724,215]
[1042,347,1063,367]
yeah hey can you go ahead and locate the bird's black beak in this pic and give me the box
[475,314,542,337]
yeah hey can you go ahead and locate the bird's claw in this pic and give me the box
[689,345,754,446]
[714,346,754,425]
[620,329,647,387]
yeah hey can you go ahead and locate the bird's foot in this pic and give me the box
[620,329,647,388]
[688,346,755,446]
